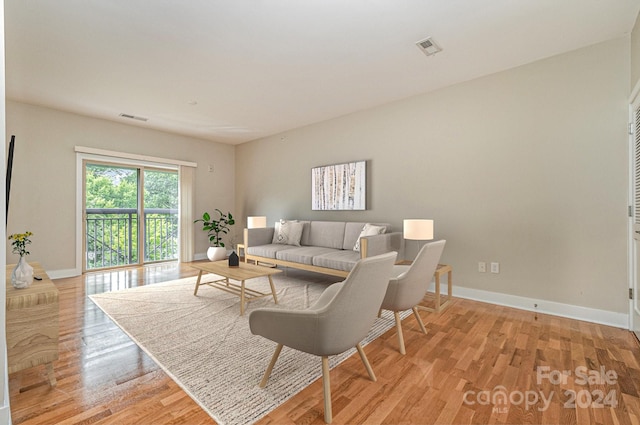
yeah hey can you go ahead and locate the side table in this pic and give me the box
[5,262,59,386]
[418,264,453,313]
[398,261,453,313]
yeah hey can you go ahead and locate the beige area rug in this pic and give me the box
[89,271,407,425]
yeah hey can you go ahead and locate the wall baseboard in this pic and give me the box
[47,268,81,280]
[427,282,628,329]
[0,404,11,425]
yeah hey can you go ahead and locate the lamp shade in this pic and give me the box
[247,216,267,229]
[403,219,434,240]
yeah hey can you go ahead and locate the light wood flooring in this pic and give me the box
[7,261,640,425]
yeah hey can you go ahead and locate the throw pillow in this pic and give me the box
[272,220,304,246]
[353,223,387,251]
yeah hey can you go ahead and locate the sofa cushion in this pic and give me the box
[312,250,361,272]
[298,221,312,245]
[306,221,346,249]
[343,222,390,250]
[272,220,304,246]
[276,246,339,265]
[246,244,297,259]
[245,227,275,247]
[353,223,387,251]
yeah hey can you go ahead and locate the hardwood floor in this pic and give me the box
[9,262,215,425]
[7,262,640,425]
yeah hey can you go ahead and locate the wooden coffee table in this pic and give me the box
[191,261,282,315]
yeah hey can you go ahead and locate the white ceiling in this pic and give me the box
[5,1,640,145]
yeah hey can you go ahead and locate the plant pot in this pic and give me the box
[11,256,34,289]
[207,246,227,261]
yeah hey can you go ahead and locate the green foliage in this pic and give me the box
[84,164,179,269]
[86,165,178,209]
[194,209,235,247]
[144,169,178,209]
[86,165,137,208]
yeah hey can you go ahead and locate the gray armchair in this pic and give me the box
[381,240,446,354]
[249,251,398,424]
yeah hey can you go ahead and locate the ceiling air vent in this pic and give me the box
[416,37,442,57]
[119,113,148,122]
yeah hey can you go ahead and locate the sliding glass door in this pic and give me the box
[142,168,179,263]
[84,162,178,271]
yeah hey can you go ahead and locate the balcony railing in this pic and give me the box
[86,208,178,270]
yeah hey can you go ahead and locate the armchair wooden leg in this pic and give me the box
[259,343,283,388]
[393,311,406,355]
[412,307,428,334]
[356,343,376,382]
[322,356,332,424]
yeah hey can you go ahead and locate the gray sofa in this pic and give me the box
[243,220,402,277]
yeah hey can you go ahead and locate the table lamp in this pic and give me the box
[403,219,434,259]
[247,216,267,229]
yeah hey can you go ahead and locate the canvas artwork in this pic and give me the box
[311,160,366,210]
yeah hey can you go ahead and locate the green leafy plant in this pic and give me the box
[195,209,235,247]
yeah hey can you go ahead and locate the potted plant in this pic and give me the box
[195,209,235,261]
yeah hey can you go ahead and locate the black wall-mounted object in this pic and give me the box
[6,135,15,226]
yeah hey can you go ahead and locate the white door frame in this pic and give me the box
[75,148,192,276]
[628,78,640,336]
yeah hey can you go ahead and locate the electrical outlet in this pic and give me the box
[208,164,214,172]
[491,262,500,273]
[478,262,486,272]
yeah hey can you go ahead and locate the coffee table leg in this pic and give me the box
[240,280,246,315]
[268,275,278,304]
[194,270,204,296]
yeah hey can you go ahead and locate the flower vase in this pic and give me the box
[11,256,34,289]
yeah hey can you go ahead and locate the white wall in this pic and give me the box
[236,37,630,319]
[5,101,235,274]
[0,0,10,421]
[3,35,630,324]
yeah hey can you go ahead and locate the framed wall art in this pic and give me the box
[311,160,366,210]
